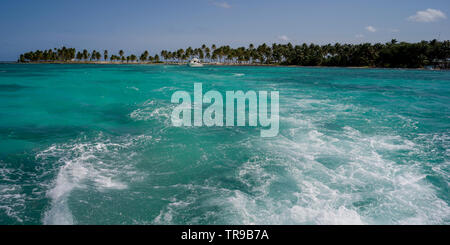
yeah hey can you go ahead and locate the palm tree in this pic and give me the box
[90,50,96,61]
[198,49,204,61]
[186,47,193,60]
[205,47,210,62]
[161,50,169,62]
[104,50,108,61]
[82,49,89,61]
[140,50,149,63]
[95,51,101,61]
[248,44,255,63]
[130,54,137,62]
[176,49,184,63]
[119,50,124,62]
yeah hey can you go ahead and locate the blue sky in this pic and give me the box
[1,0,449,60]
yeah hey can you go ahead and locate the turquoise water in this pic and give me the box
[0,63,449,224]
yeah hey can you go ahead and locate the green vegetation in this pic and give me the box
[18,39,450,68]
[19,47,76,63]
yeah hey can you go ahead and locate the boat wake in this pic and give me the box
[37,133,153,224]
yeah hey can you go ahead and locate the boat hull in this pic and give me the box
[188,63,203,67]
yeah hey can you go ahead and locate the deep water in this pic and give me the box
[0,64,449,224]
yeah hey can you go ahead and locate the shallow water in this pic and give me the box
[0,63,449,224]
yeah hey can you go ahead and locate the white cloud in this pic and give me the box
[212,1,231,9]
[365,26,377,32]
[407,8,447,23]
[355,34,364,38]
[278,35,290,41]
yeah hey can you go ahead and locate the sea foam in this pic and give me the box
[38,133,152,225]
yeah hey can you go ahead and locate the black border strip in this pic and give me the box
[0,225,447,243]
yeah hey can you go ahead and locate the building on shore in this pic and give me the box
[431,58,450,69]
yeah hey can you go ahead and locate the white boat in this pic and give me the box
[188,58,203,67]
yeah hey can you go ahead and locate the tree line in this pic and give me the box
[18,39,449,68]
[18,47,161,64]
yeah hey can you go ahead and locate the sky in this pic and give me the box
[0,0,449,60]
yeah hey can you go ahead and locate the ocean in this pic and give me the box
[0,63,449,224]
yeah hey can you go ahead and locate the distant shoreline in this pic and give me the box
[6,61,449,70]
[16,40,450,70]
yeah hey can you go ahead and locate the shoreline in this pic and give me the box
[5,61,447,70]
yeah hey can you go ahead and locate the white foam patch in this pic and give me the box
[153,198,191,225]
[218,97,450,224]
[226,189,364,225]
[37,133,152,225]
[0,183,26,223]
[129,100,176,127]
[0,164,30,223]
[127,86,139,91]
[151,183,234,224]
